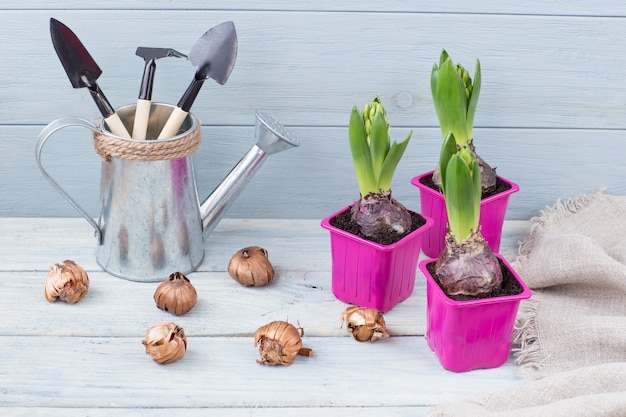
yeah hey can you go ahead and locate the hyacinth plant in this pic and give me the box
[434,132,502,298]
[431,49,497,194]
[349,97,413,240]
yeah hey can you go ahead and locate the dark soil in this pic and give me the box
[419,172,511,199]
[426,258,523,301]
[329,207,427,246]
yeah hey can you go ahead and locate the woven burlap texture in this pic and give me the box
[430,190,626,417]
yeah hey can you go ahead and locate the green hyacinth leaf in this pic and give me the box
[377,132,412,192]
[471,152,482,227]
[466,58,481,142]
[439,49,450,68]
[348,105,376,196]
[368,110,390,183]
[438,131,458,195]
[433,57,469,146]
[430,62,439,107]
[444,152,478,243]
[458,145,482,228]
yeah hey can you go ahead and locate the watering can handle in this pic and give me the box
[35,117,102,242]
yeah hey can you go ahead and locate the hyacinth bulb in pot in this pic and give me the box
[411,49,519,257]
[418,133,531,372]
[321,97,433,312]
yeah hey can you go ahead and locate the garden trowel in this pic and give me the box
[49,18,131,138]
[156,21,238,139]
[132,47,187,139]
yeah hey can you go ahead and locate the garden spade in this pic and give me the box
[157,21,238,139]
[132,47,187,139]
[49,18,131,138]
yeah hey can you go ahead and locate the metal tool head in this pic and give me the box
[188,21,238,85]
[134,47,187,103]
[135,47,187,62]
[50,18,101,89]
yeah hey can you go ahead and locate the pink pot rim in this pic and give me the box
[411,170,520,204]
[419,254,532,308]
[321,204,433,251]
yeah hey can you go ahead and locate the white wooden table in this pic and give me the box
[0,217,530,416]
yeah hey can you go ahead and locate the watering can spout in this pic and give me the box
[199,112,299,236]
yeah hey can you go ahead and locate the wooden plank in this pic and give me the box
[4,123,625,219]
[0,270,427,338]
[0,218,527,273]
[0,218,528,338]
[2,1,626,16]
[0,335,524,409]
[0,218,531,413]
[0,407,432,417]
[0,11,625,129]
[0,218,335,272]
[4,8,626,220]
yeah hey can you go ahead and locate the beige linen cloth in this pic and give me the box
[430,191,626,417]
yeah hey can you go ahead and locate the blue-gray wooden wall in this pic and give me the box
[2,2,625,220]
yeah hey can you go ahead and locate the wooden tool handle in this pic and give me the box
[157,106,189,139]
[132,99,152,139]
[104,112,131,138]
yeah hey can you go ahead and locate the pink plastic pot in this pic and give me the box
[419,255,531,372]
[321,206,433,312]
[411,171,519,258]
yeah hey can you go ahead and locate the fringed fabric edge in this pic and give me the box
[511,189,607,377]
[512,298,547,379]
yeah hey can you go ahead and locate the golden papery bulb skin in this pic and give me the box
[254,320,312,366]
[341,306,389,342]
[142,321,187,364]
[228,246,275,287]
[153,272,198,315]
[44,260,89,304]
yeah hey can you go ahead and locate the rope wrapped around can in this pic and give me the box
[93,121,201,162]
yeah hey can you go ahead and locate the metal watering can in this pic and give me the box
[35,103,299,282]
